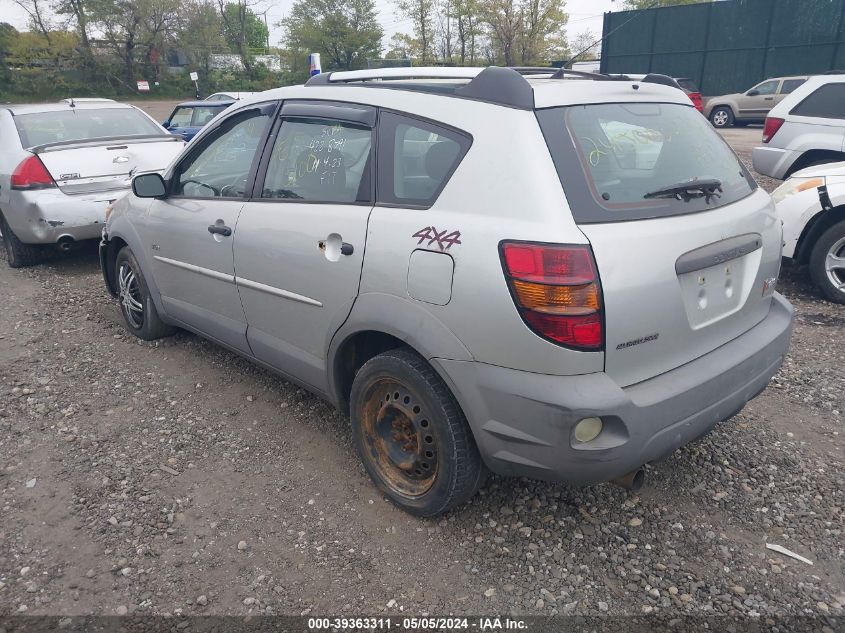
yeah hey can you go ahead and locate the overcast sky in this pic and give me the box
[0,0,618,53]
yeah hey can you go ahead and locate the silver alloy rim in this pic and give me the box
[118,262,144,329]
[713,110,728,127]
[825,236,845,294]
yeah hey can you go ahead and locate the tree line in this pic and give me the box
[0,0,696,100]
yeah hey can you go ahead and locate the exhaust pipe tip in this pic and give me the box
[610,467,645,492]
[56,235,75,252]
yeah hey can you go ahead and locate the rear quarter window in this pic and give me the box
[789,83,845,119]
[536,102,757,223]
[376,112,471,208]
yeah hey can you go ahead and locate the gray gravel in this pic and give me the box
[0,131,843,621]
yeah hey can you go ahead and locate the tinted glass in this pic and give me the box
[377,112,470,206]
[752,80,779,95]
[537,103,756,223]
[168,107,193,127]
[676,78,699,92]
[174,109,271,198]
[15,108,165,147]
[790,83,845,119]
[261,119,372,203]
[193,106,225,126]
[780,79,806,95]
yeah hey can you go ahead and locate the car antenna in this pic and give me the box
[68,98,76,108]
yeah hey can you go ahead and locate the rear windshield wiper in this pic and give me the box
[643,179,722,203]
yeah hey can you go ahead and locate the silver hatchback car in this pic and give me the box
[101,67,794,516]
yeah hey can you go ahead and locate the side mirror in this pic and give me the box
[747,89,760,97]
[132,173,167,198]
[161,120,170,129]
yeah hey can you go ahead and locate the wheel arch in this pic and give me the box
[328,294,473,416]
[784,151,845,179]
[795,204,845,265]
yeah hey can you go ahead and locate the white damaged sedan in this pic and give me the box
[773,161,845,303]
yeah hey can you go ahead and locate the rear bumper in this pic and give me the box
[435,293,794,484]
[4,188,121,244]
[752,146,798,180]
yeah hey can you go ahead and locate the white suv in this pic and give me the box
[100,67,794,516]
[753,74,845,179]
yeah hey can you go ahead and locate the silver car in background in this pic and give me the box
[0,99,184,267]
[753,74,845,179]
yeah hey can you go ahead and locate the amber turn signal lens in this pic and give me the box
[511,280,600,314]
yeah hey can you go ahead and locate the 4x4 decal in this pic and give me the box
[412,226,462,251]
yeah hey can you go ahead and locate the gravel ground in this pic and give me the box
[0,130,843,625]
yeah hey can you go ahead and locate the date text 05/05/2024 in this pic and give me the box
[308,616,528,630]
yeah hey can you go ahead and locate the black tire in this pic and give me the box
[114,246,176,340]
[709,106,734,128]
[350,348,486,517]
[0,213,44,268]
[808,220,845,305]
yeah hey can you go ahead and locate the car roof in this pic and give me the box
[267,67,691,111]
[175,100,235,107]
[4,101,136,115]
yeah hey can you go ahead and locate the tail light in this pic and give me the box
[500,241,604,350]
[762,117,785,143]
[688,92,703,112]
[11,155,55,190]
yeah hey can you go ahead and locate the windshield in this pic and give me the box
[15,108,166,147]
[536,102,756,223]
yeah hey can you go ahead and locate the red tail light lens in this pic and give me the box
[501,242,604,350]
[11,155,55,190]
[688,92,703,112]
[762,117,785,143]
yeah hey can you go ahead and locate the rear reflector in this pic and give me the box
[11,155,55,190]
[501,242,604,350]
[762,117,785,144]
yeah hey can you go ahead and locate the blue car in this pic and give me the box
[161,100,235,141]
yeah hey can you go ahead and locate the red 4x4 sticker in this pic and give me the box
[412,226,462,251]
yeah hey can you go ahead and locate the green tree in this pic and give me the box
[53,0,94,63]
[622,0,711,8]
[281,0,383,72]
[394,0,435,62]
[177,0,227,75]
[218,0,268,73]
[384,32,419,60]
[569,28,598,62]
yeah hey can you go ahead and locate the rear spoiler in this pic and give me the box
[29,134,182,154]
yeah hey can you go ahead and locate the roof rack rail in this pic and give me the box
[549,68,612,81]
[306,66,535,110]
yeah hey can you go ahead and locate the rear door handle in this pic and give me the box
[208,224,232,237]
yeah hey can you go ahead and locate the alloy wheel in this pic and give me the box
[118,262,145,329]
[825,236,845,294]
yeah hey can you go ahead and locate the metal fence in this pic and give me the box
[599,0,845,96]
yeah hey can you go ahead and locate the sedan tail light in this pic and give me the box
[11,155,55,190]
[762,117,785,143]
[500,241,604,350]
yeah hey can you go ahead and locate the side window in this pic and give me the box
[377,112,471,207]
[261,119,373,203]
[169,107,192,127]
[780,79,806,95]
[193,107,223,127]
[174,108,272,198]
[752,80,779,96]
[790,83,845,119]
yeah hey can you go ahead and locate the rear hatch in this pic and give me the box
[14,106,184,194]
[537,102,782,387]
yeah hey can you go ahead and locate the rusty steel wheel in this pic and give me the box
[359,378,439,497]
[350,348,486,517]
